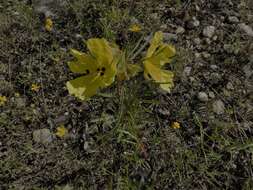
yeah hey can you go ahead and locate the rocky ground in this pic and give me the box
[0,0,253,189]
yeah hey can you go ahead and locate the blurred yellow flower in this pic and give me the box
[31,84,40,92]
[0,96,7,106]
[129,24,142,32]
[45,17,53,32]
[15,92,20,97]
[143,31,176,92]
[56,125,68,138]
[66,38,121,100]
[171,122,180,129]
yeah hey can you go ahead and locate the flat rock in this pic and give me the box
[203,26,216,38]
[33,128,53,144]
[239,23,253,37]
[198,92,209,102]
[212,100,225,114]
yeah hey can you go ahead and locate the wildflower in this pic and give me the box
[31,84,40,92]
[66,38,121,100]
[171,121,180,129]
[45,17,53,32]
[143,31,176,92]
[15,92,20,97]
[0,95,7,106]
[129,24,142,32]
[55,125,68,138]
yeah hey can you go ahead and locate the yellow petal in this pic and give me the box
[146,44,176,67]
[56,125,68,138]
[86,38,114,67]
[144,61,174,92]
[68,49,97,74]
[146,31,164,57]
[66,75,101,100]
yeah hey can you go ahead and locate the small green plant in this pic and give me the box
[66,31,176,100]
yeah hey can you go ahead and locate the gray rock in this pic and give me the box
[208,92,215,99]
[239,23,253,37]
[198,92,209,102]
[193,38,201,45]
[228,16,239,23]
[183,66,192,76]
[33,128,53,144]
[212,100,225,114]
[226,82,234,90]
[176,26,185,34]
[203,26,216,38]
[163,33,177,41]
[243,64,253,78]
[210,65,218,70]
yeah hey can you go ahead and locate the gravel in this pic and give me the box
[203,26,216,38]
[212,100,225,114]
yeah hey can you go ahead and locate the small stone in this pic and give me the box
[239,23,253,37]
[198,92,209,102]
[163,33,177,41]
[208,92,215,98]
[193,20,200,27]
[212,100,225,114]
[195,53,201,59]
[228,16,239,23]
[202,52,211,58]
[176,26,185,34]
[203,26,216,38]
[193,38,201,45]
[210,65,218,70]
[226,82,234,90]
[243,64,253,78]
[15,97,26,108]
[33,128,53,144]
[183,66,192,76]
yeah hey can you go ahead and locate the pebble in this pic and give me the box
[228,16,239,23]
[33,128,53,144]
[203,26,216,38]
[208,92,215,99]
[226,82,234,90]
[212,100,225,114]
[193,38,201,45]
[210,65,218,70]
[239,23,253,37]
[183,66,192,76]
[176,26,185,34]
[198,92,209,102]
[163,33,178,42]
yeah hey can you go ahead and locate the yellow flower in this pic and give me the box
[55,125,68,138]
[45,17,53,32]
[171,122,180,129]
[0,96,7,106]
[15,92,20,97]
[129,24,142,32]
[66,38,121,100]
[143,31,176,92]
[31,84,40,92]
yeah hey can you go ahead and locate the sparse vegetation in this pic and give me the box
[0,0,252,189]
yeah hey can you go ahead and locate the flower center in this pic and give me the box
[96,67,106,76]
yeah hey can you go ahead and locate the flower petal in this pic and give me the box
[87,38,114,66]
[146,45,176,67]
[146,31,163,57]
[68,49,97,73]
[144,61,174,92]
[66,76,101,100]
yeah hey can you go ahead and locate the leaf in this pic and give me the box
[56,125,68,138]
